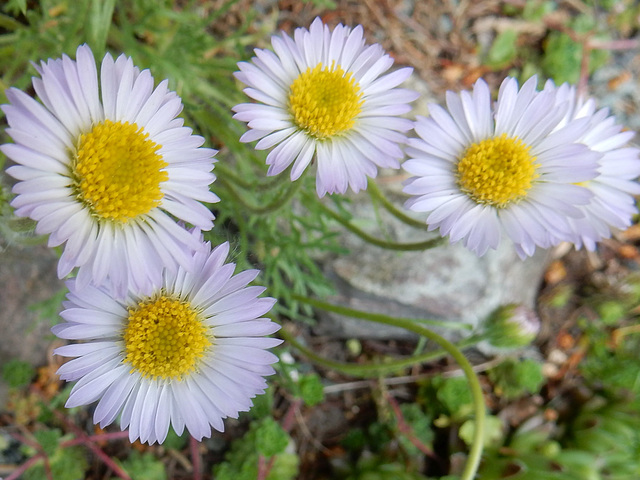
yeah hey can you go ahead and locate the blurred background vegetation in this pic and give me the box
[1,0,640,479]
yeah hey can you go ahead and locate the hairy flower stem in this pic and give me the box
[218,175,302,214]
[367,178,431,230]
[291,294,486,480]
[279,327,483,378]
[311,194,444,251]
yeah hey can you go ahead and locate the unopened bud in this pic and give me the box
[485,304,540,349]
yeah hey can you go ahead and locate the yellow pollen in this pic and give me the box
[73,120,168,222]
[288,62,363,139]
[123,295,211,380]
[456,133,540,208]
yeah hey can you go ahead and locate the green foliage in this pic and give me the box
[299,373,325,407]
[213,417,299,480]
[3,0,27,16]
[459,415,504,448]
[302,0,338,9]
[433,376,473,416]
[33,428,63,457]
[394,404,434,457]
[120,451,167,480]
[342,455,430,480]
[485,29,518,69]
[255,417,290,458]
[521,0,556,21]
[160,427,188,451]
[23,445,88,480]
[487,0,618,85]
[487,358,545,400]
[2,359,35,388]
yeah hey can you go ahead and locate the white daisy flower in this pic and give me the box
[52,237,281,445]
[402,76,603,258]
[232,17,418,197]
[1,44,219,297]
[545,81,640,250]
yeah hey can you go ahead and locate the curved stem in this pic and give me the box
[292,294,486,480]
[216,161,292,192]
[218,175,301,215]
[291,294,472,332]
[312,196,444,251]
[367,179,431,230]
[280,327,483,378]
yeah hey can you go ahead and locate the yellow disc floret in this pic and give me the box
[73,120,168,222]
[456,133,540,208]
[288,62,363,139]
[123,295,211,380]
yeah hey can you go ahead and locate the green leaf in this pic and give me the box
[459,414,504,447]
[299,373,325,407]
[24,445,89,480]
[255,417,289,458]
[396,404,433,456]
[435,376,473,414]
[120,451,167,480]
[486,29,518,69]
[88,0,115,58]
[488,358,545,400]
[521,0,556,21]
[597,300,627,325]
[33,429,62,457]
[2,359,35,388]
[542,32,582,84]
[161,427,188,451]
[213,418,298,480]
[2,0,27,16]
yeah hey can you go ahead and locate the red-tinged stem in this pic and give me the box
[52,410,132,480]
[4,453,45,480]
[257,399,303,480]
[84,440,132,480]
[7,431,53,480]
[257,455,269,480]
[387,394,437,458]
[578,42,591,98]
[61,430,131,447]
[588,38,640,50]
[190,436,202,480]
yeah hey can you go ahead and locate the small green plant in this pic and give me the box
[213,417,299,480]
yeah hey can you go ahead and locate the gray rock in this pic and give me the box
[315,185,550,344]
[0,242,64,407]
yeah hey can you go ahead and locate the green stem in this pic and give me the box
[292,294,486,480]
[312,196,444,251]
[280,327,483,377]
[292,294,472,332]
[216,161,290,191]
[217,176,301,215]
[367,179,431,230]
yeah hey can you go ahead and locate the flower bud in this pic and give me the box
[485,304,540,349]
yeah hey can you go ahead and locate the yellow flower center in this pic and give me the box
[288,62,363,139]
[123,295,211,380]
[456,134,540,208]
[73,120,168,222]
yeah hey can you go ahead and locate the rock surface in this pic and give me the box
[0,242,64,407]
[315,185,551,344]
